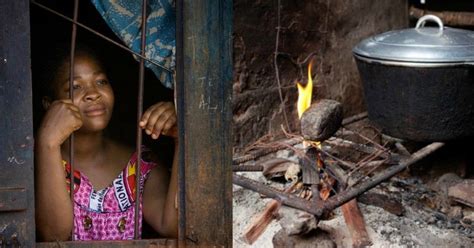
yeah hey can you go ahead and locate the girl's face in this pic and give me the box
[53,54,114,133]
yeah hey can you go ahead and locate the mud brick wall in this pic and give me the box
[233,0,408,148]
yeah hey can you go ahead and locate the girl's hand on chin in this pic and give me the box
[38,99,83,147]
[139,102,177,139]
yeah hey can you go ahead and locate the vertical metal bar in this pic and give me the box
[69,0,80,241]
[175,0,186,244]
[134,0,147,240]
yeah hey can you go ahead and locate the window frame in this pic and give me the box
[0,0,232,246]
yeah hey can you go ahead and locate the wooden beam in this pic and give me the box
[410,6,474,26]
[0,0,36,246]
[177,0,233,246]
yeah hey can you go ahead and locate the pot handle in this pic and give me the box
[416,15,444,31]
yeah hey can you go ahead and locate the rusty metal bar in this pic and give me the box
[30,0,172,73]
[233,113,369,166]
[233,137,303,165]
[175,0,186,243]
[322,142,444,211]
[233,174,321,216]
[134,0,148,240]
[232,165,264,172]
[68,0,79,241]
[234,142,444,218]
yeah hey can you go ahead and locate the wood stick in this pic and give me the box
[233,137,303,165]
[324,137,401,162]
[395,142,411,157]
[341,199,372,248]
[327,159,372,247]
[301,147,319,185]
[342,112,368,126]
[243,183,297,244]
[410,6,474,26]
[243,200,282,244]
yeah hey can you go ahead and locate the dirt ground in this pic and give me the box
[233,167,473,247]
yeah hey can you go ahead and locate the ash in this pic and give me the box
[234,173,473,247]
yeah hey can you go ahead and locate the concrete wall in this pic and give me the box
[233,0,408,149]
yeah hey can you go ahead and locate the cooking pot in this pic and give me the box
[353,15,474,142]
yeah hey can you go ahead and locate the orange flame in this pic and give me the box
[297,61,313,119]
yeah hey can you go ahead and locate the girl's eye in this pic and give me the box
[72,84,81,90]
[97,79,108,85]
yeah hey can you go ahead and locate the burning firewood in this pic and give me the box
[301,99,343,142]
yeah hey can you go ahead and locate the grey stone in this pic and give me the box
[278,206,319,236]
[301,99,342,142]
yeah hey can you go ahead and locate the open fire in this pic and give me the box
[232,60,472,245]
[296,61,313,119]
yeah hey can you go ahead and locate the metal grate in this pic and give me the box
[233,114,444,218]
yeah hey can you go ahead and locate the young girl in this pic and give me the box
[35,46,178,241]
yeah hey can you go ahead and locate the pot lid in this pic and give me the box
[353,15,474,63]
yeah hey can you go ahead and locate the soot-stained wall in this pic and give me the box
[233,0,408,149]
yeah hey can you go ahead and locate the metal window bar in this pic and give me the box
[175,0,186,243]
[30,0,181,241]
[68,0,79,241]
[134,0,147,239]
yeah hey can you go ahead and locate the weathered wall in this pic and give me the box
[233,0,408,148]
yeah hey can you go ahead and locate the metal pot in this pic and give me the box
[353,15,474,142]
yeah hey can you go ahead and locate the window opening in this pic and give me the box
[30,0,179,242]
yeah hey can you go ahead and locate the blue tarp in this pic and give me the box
[91,0,176,89]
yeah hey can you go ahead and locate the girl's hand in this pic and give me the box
[38,100,83,148]
[140,102,177,139]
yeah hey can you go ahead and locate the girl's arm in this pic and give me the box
[142,141,178,237]
[141,102,178,237]
[35,100,83,241]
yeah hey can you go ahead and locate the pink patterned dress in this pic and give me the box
[64,150,157,240]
